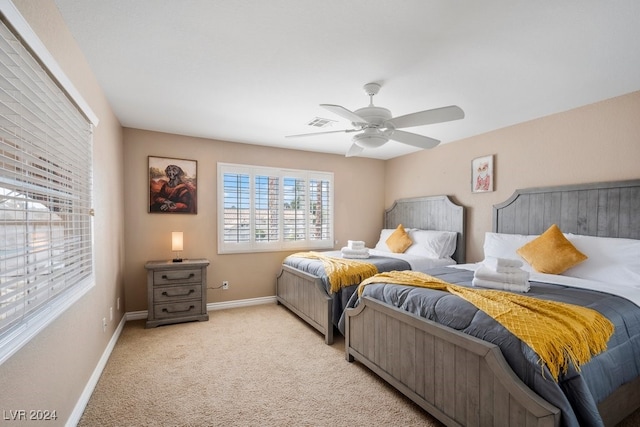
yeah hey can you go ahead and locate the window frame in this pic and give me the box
[0,1,98,365]
[217,162,334,254]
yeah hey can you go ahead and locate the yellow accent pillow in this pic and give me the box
[516,224,588,274]
[386,224,413,253]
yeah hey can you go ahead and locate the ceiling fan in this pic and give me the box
[287,82,465,157]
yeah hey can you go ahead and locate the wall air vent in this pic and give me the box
[307,117,336,128]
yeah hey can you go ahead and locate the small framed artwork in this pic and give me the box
[472,155,494,193]
[148,156,197,213]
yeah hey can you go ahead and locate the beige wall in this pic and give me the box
[385,91,640,262]
[123,91,640,311]
[122,129,385,311]
[0,1,125,424]
[124,92,640,311]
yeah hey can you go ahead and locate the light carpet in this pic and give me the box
[78,303,440,426]
[79,303,640,426]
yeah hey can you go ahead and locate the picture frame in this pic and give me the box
[471,155,494,193]
[148,156,197,214]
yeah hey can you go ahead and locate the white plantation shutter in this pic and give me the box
[309,176,331,241]
[222,171,250,244]
[0,9,95,364]
[254,174,279,242]
[283,175,306,242]
[218,163,333,254]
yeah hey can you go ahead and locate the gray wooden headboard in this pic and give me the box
[493,179,640,239]
[384,195,466,263]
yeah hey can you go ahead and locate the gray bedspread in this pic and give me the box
[283,251,410,327]
[338,266,640,427]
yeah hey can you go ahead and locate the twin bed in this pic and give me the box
[275,194,466,345]
[276,179,640,427]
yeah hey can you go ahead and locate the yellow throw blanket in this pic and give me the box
[288,252,378,294]
[358,270,614,381]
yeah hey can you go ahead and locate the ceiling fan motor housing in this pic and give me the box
[353,106,392,126]
[352,105,391,148]
[351,105,393,148]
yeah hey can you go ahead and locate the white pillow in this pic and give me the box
[482,232,537,271]
[564,234,640,287]
[405,229,457,259]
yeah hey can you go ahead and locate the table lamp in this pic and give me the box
[172,231,183,262]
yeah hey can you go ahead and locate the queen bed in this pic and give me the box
[343,179,640,427]
[275,195,466,344]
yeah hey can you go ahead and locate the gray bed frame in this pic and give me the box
[275,195,466,345]
[345,179,640,427]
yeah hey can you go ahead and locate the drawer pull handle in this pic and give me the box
[161,273,195,281]
[162,289,195,297]
[162,305,195,314]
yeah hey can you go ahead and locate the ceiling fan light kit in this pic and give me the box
[352,129,388,148]
[287,82,464,157]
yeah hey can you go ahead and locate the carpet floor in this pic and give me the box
[78,303,441,426]
[79,303,640,426]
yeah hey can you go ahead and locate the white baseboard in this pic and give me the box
[66,314,127,426]
[125,310,148,321]
[126,296,277,321]
[208,295,276,311]
[67,296,276,425]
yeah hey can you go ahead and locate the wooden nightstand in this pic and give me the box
[145,259,210,328]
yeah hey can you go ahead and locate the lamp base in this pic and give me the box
[172,258,183,263]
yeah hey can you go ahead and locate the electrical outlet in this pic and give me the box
[102,317,107,332]
[222,280,229,290]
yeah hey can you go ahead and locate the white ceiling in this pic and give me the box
[53,0,640,160]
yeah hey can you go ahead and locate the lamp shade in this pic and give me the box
[171,232,184,251]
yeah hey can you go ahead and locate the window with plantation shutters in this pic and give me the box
[0,6,97,365]
[218,163,333,254]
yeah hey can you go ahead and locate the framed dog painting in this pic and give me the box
[148,156,197,214]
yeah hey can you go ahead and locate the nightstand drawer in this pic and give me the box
[153,268,201,285]
[154,301,200,320]
[153,284,202,302]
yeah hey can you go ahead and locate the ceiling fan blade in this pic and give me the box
[320,104,368,124]
[387,105,464,129]
[389,130,440,149]
[286,129,358,138]
[345,143,364,157]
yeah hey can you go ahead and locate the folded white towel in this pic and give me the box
[341,253,370,259]
[474,265,529,285]
[341,247,370,259]
[347,240,365,250]
[483,256,524,272]
[472,277,530,293]
[341,247,369,254]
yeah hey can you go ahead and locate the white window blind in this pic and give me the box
[0,13,94,364]
[218,163,333,253]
